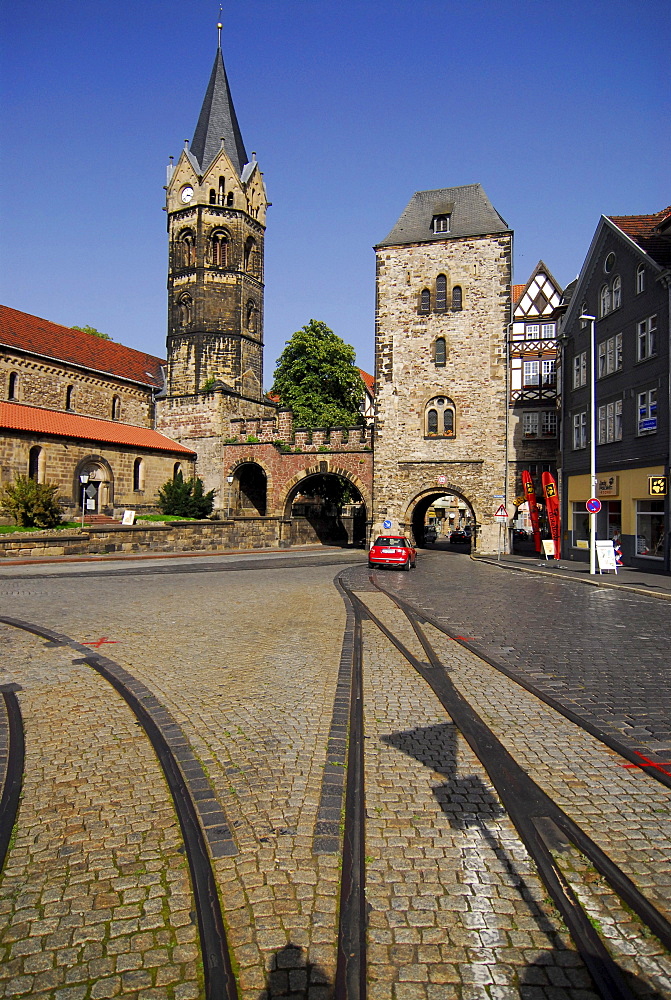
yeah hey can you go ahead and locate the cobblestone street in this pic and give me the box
[0,547,669,999]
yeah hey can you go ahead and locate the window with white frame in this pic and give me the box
[541,410,557,436]
[637,316,657,361]
[636,263,645,294]
[523,412,539,437]
[598,333,623,378]
[573,411,587,449]
[637,389,657,435]
[523,360,540,386]
[572,502,590,544]
[542,360,556,386]
[600,284,611,317]
[612,275,621,309]
[432,214,450,233]
[525,323,540,338]
[541,323,555,339]
[573,351,587,388]
[597,399,623,444]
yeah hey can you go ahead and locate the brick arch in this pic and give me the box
[227,457,272,517]
[280,464,371,518]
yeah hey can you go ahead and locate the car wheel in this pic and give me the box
[403,558,410,571]
[368,561,374,569]
[411,560,416,568]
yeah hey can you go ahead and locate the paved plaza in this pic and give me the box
[0,547,669,999]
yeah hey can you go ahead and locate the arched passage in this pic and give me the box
[284,472,367,547]
[407,489,477,549]
[232,462,267,515]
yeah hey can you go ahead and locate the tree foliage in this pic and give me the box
[0,475,64,528]
[72,325,112,341]
[157,472,215,519]
[271,320,365,428]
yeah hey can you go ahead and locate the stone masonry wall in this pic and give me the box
[1,352,154,427]
[374,233,512,553]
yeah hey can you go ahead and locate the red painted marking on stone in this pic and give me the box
[82,637,118,648]
[621,750,671,776]
[455,636,476,642]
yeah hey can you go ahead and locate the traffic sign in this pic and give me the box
[382,519,392,530]
[494,503,509,520]
[586,497,601,514]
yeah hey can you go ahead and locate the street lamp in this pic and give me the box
[580,314,598,575]
[79,474,89,529]
[226,475,234,518]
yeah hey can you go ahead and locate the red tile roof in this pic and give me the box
[0,305,166,388]
[607,206,671,268]
[359,368,375,394]
[511,284,525,307]
[1,401,195,455]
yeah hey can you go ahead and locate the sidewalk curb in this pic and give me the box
[472,554,671,602]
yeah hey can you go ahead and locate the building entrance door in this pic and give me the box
[84,481,100,513]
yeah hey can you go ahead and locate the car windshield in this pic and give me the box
[374,537,407,547]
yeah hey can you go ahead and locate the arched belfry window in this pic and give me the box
[111,396,120,420]
[419,288,431,314]
[178,293,193,327]
[65,385,74,410]
[209,188,216,204]
[434,337,446,366]
[452,286,463,311]
[211,230,228,267]
[218,176,226,204]
[425,396,456,438]
[436,275,447,312]
[227,192,234,207]
[177,229,196,268]
[244,236,257,274]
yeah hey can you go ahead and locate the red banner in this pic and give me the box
[521,471,541,553]
[542,472,561,559]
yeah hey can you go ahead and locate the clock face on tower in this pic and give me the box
[180,185,194,204]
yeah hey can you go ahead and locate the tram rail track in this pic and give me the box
[337,573,671,1000]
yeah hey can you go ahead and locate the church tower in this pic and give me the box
[165,25,268,400]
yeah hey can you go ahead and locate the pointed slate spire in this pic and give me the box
[190,38,248,177]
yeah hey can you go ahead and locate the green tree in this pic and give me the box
[71,325,112,341]
[271,320,365,428]
[157,472,216,519]
[0,475,64,528]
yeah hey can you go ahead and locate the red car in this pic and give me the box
[368,535,417,571]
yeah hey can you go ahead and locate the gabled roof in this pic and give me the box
[607,206,671,268]
[513,260,563,320]
[0,401,195,455]
[190,45,248,177]
[376,184,510,248]
[0,305,165,389]
[359,369,375,395]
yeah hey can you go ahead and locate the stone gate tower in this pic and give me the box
[373,185,512,554]
[165,30,269,399]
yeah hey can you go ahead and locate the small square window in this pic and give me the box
[432,214,450,234]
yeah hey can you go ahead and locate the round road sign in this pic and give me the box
[586,497,601,514]
[382,519,392,530]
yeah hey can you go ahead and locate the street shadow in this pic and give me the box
[382,724,669,999]
[256,943,333,999]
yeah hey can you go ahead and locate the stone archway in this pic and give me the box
[405,487,477,549]
[229,461,268,516]
[73,456,114,514]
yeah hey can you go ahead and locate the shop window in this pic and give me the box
[636,500,664,558]
[572,501,589,546]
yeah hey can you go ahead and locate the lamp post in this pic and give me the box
[226,475,234,518]
[79,474,89,529]
[580,314,598,574]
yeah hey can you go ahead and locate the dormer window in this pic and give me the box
[432,214,450,234]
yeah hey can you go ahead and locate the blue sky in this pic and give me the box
[1,0,668,383]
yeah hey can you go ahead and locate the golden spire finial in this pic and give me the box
[217,6,223,49]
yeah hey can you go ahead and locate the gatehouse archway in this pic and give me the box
[406,488,477,549]
[231,461,267,516]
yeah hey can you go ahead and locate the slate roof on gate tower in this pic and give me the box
[376,184,510,248]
